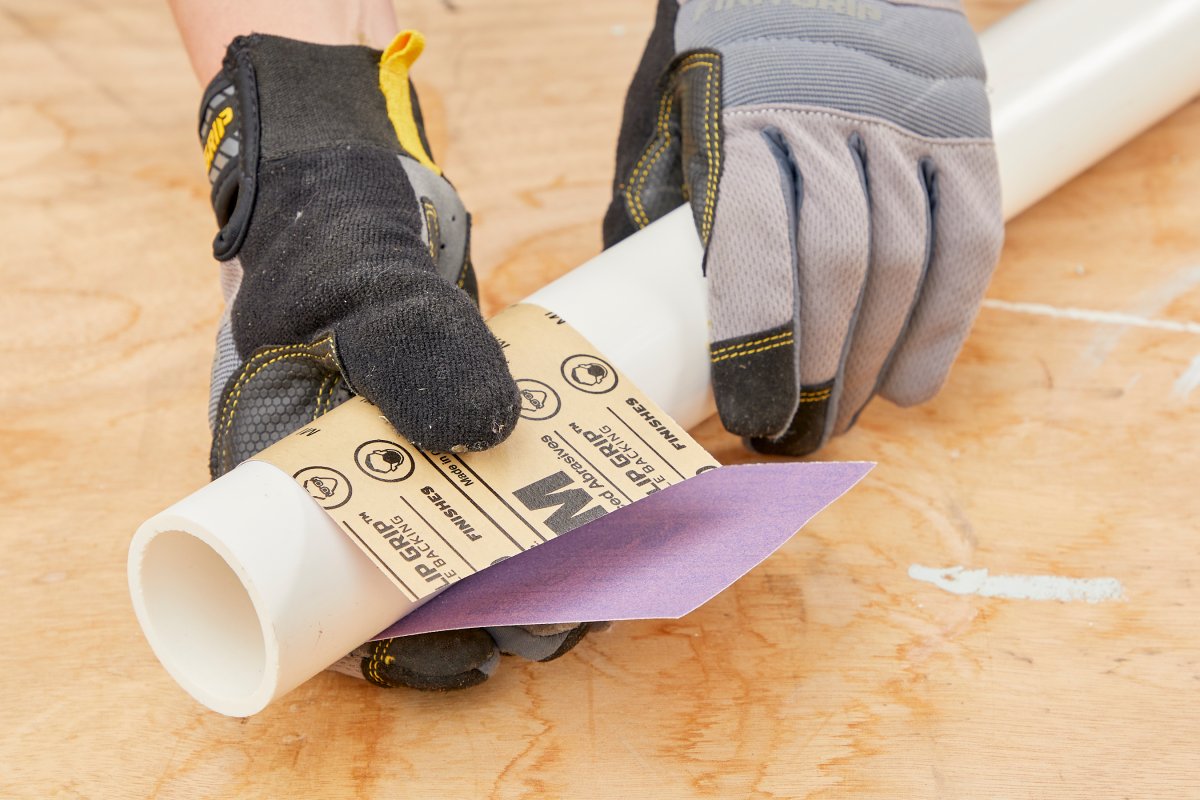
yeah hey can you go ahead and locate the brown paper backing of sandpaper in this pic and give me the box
[255,303,720,601]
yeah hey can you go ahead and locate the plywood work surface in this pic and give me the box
[1,1,1197,797]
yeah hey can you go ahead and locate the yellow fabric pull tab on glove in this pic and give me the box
[379,30,441,175]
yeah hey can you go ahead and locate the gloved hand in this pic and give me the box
[604,0,1004,455]
[199,32,597,689]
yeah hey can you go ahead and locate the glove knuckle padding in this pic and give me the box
[610,0,1002,454]
[676,0,991,141]
[199,34,518,469]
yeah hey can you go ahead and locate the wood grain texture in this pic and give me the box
[1,1,1197,797]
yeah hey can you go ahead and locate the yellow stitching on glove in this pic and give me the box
[623,54,719,231]
[709,334,794,363]
[314,373,340,418]
[366,640,397,687]
[699,56,720,245]
[624,92,671,228]
[216,336,336,468]
[710,330,793,356]
[379,31,442,176]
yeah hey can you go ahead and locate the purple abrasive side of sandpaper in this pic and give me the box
[372,461,873,639]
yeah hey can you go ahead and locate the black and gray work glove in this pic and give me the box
[605,0,1004,455]
[200,32,598,690]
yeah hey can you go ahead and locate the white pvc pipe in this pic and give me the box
[129,0,1200,716]
[984,0,1200,218]
[526,207,710,424]
[130,462,403,716]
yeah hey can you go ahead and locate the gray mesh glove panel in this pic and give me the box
[198,34,595,690]
[605,0,1004,455]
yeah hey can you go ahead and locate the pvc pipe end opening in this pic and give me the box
[134,528,272,716]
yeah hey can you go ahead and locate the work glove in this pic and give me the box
[604,0,1004,455]
[199,32,598,690]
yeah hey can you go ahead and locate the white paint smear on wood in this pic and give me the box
[908,564,1125,603]
[982,298,1200,336]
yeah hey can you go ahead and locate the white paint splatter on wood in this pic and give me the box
[908,564,1125,603]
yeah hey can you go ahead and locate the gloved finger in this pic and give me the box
[878,144,1003,406]
[744,115,871,456]
[486,622,604,662]
[209,340,349,478]
[833,136,937,435]
[349,630,500,691]
[704,119,804,439]
[334,267,521,454]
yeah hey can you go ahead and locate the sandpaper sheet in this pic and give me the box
[374,461,872,638]
[256,303,873,639]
